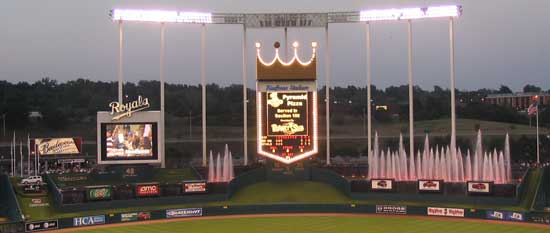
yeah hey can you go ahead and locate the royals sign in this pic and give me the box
[109,95,150,120]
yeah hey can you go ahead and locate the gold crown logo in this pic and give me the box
[256,41,317,81]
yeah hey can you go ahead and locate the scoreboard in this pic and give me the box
[255,41,318,164]
[257,83,318,164]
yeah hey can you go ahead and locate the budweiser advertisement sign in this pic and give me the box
[467,181,492,194]
[136,184,160,197]
[418,180,443,192]
[371,179,393,191]
[33,138,82,155]
[109,95,150,120]
[184,182,207,194]
[427,207,465,217]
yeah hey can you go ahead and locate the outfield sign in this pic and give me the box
[29,198,49,208]
[166,208,203,218]
[418,180,443,192]
[371,179,393,191]
[136,183,160,197]
[86,186,112,200]
[33,138,82,155]
[427,207,464,217]
[184,182,207,194]
[467,181,492,194]
[73,215,106,227]
[25,220,58,232]
[121,212,151,222]
[375,205,407,215]
[486,210,524,222]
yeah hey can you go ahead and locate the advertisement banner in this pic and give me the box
[486,210,505,220]
[86,186,112,200]
[427,207,464,217]
[371,179,393,190]
[166,208,203,218]
[121,213,138,222]
[136,183,160,197]
[120,212,150,222]
[73,215,105,227]
[507,212,524,222]
[486,211,525,222]
[33,138,82,155]
[467,182,492,193]
[375,205,407,215]
[418,180,442,192]
[25,220,58,232]
[184,182,207,193]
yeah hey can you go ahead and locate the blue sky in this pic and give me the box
[1,0,549,91]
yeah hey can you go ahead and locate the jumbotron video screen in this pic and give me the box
[101,123,158,161]
[259,91,315,161]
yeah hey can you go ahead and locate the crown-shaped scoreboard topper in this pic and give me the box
[256,41,317,81]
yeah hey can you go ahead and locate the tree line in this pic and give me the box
[0,78,548,131]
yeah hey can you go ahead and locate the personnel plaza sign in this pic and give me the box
[109,95,150,120]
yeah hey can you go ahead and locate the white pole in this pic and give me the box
[366,22,372,160]
[449,17,457,155]
[27,135,30,176]
[242,25,248,166]
[36,144,40,175]
[160,23,166,168]
[536,105,540,164]
[118,20,124,103]
[20,142,22,177]
[284,27,288,59]
[407,20,415,159]
[10,138,13,176]
[201,24,207,167]
[325,25,331,165]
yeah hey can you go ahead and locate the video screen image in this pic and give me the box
[104,123,154,159]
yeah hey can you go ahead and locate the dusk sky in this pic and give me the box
[1,0,549,91]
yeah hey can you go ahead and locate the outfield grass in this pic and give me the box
[230,181,351,204]
[72,216,548,233]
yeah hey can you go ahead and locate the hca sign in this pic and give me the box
[73,215,105,227]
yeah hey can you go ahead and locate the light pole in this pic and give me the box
[366,22,372,158]
[325,24,331,165]
[201,24,207,167]
[242,25,248,166]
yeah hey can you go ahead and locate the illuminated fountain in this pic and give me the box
[208,144,235,182]
[367,130,512,184]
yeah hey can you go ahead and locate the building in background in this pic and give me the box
[485,92,550,110]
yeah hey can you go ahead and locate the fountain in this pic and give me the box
[367,130,512,184]
[207,144,235,182]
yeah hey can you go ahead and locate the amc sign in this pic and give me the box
[136,184,160,197]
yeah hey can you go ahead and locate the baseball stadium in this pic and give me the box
[1,1,550,233]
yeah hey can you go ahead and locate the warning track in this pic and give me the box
[47,213,550,232]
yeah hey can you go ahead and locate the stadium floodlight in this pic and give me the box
[360,5,461,22]
[111,9,212,24]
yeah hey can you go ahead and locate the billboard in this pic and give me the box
[86,186,112,201]
[32,138,82,155]
[375,205,407,215]
[25,220,58,232]
[166,208,203,218]
[371,179,393,191]
[121,212,151,222]
[257,88,318,164]
[486,210,524,222]
[427,207,464,217]
[73,215,105,227]
[136,183,160,197]
[467,181,492,194]
[183,182,207,194]
[101,123,157,160]
[418,180,443,192]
